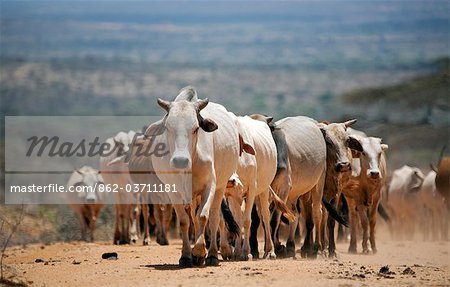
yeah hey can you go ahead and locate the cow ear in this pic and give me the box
[199,117,218,132]
[381,144,389,151]
[145,118,166,137]
[238,134,256,156]
[266,116,274,124]
[348,135,363,152]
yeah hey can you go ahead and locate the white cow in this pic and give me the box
[262,116,327,258]
[67,166,105,242]
[99,130,139,244]
[224,115,293,260]
[145,86,240,267]
[387,165,425,239]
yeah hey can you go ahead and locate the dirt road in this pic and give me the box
[3,233,449,287]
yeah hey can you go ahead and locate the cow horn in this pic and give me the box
[157,98,171,112]
[196,98,209,111]
[344,119,357,127]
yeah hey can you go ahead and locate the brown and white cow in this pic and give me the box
[342,135,388,254]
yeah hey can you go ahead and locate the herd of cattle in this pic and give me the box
[66,86,450,267]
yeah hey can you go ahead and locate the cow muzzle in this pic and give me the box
[335,161,351,172]
[170,150,192,169]
[367,169,380,179]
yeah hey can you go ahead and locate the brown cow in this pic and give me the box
[434,156,450,240]
[318,120,363,257]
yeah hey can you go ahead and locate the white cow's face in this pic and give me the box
[155,94,218,169]
[357,137,388,180]
[75,169,104,203]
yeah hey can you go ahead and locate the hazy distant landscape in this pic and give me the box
[1,1,449,171]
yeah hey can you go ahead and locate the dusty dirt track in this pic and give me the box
[3,231,450,287]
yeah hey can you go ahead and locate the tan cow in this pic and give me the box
[342,136,388,253]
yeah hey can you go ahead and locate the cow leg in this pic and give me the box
[249,204,260,259]
[189,202,198,243]
[369,203,378,253]
[300,193,314,258]
[227,195,243,260]
[173,204,193,267]
[89,207,99,242]
[192,181,216,266]
[270,169,291,257]
[358,206,370,253]
[77,212,88,242]
[154,205,167,245]
[120,205,130,244]
[321,207,328,254]
[218,216,233,260]
[348,200,358,254]
[129,203,139,244]
[206,187,223,266]
[162,205,173,244]
[286,213,298,258]
[142,203,150,246]
[241,189,256,261]
[312,174,325,255]
[114,205,121,245]
[258,192,276,259]
[327,197,338,257]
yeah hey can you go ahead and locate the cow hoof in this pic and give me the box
[192,255,205,266]
[286,241,296,258]
[179,257,193,268]
[118,239,129,245]
[348,247,357,254]
[143,238,149,246]
[251,251,260,260]
[264,252,276,260]
[205,256,219,266]
[220,245,233,261]
[362,248,370,254]
[275,244,287,258]
[328,250,337,258]
[372,248,377,254]
[157,237,169,246]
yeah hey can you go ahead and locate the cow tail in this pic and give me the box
[221,199,240,237]
[322,197,348,227]
[377,203,391,223]
[270,187,295,222]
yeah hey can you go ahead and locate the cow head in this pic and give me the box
[318,119,362,173]
[349,136,388,180]
[146,87,218,169]
[249,113,276,131]
[75,167,104,204]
